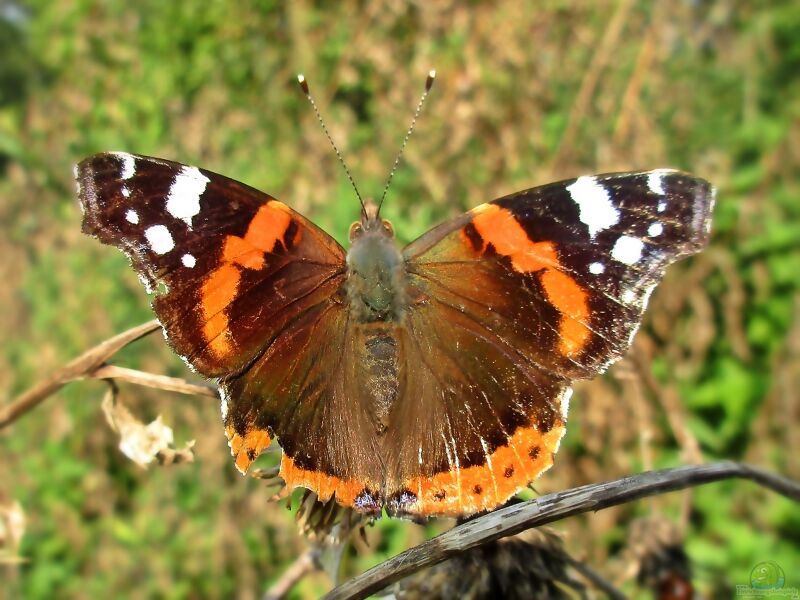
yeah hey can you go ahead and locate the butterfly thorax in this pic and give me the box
[345,217,407,323]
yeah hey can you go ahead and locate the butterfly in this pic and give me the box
[75,149,713,519]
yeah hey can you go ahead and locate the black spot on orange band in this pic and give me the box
[392,416,566,518]
[226,425,272,473]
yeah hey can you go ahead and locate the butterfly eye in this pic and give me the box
[381,219,394,237]
[349,222,363,241]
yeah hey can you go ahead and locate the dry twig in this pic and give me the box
[548,0,636,174]
[262,548,319,600]
[0,320,216,430]
[91,365,217,398]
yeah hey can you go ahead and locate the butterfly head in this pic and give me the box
[350,199,395,243]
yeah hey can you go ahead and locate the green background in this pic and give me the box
[1,1,798,598]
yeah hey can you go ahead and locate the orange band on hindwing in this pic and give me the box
[226,425,272,473]
[279,454,375,509]
[466,204,591,357]
[200,201,299,358]
[397,418,566,517]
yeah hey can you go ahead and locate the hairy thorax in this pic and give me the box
[345,229,408,323]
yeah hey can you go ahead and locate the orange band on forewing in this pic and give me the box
[400,419,566,517]
[226,425,272,473]
[201,263,241,356]
[222,201,296,268]
[279,454,368,507]
[540,270,590,357]
[471,204,560,272]
[199,201,296,359]
[467,203,591,357]
[244,202,294,254]
[222,236,264,269]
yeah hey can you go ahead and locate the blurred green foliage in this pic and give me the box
[0,1,798,598]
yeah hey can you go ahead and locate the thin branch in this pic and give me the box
[324,462,800,600]
[262,548,319,600]
[548,0,636,174]
[0,320,162,429]
[561,553,627,600]
[90,365,217,398]
[629,341,704,466]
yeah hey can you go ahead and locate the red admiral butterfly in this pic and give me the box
[75,78,714,519]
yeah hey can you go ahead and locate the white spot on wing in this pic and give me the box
[125,209,139,224]
[621,288,637,304]
[219,388,229,421]
[589,261,605,275]
[116,153,135,180]
[137,272,154,295]
[566,176,620,238]
[179,355,195,372]
[181,253,196,268]
[648,222,663,237]
[73,164,82,197]
[144,224,174,254]
[560,387,573,421]
[647,170,668,195]
[166,166,209,227]
[640,282,657,312]
[657,200,667,212]
[611,235,644,265]
[625,284,658,347]
[121,186,131,198]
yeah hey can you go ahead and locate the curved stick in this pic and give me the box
[0,320,164,429]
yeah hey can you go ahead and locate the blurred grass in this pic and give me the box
[0,1,798,598]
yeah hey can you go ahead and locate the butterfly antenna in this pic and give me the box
[297,74,365,213]
[377,69,436,216]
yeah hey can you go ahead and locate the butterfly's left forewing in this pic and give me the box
[405,170,714,377]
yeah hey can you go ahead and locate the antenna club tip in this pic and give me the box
[426,70,436,91]
[297,73,309,94]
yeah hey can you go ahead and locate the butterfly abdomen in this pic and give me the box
[360,326,400,433]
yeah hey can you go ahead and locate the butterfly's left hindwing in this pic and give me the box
[76,152,347,379]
